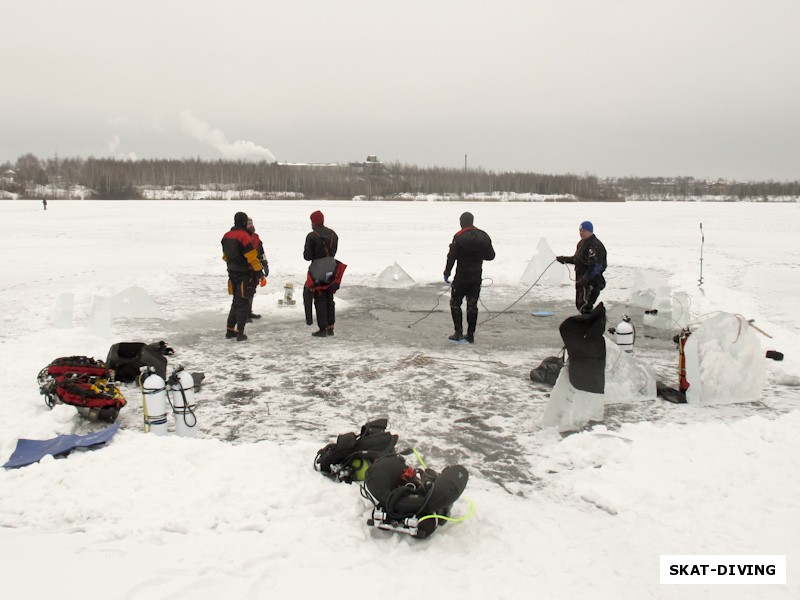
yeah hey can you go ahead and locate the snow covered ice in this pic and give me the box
[1,199,799,599]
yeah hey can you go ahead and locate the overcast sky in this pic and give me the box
[3,0,799,181]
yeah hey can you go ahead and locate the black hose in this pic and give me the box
[406,285,451,328]
[481,259,559,325]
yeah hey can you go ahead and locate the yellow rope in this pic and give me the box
[411,448,476,525]
[418,496,476,523]
[412,447,427,469]
[138,374,151,433]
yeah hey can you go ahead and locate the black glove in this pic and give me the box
[263,264,269,278]
[556,256,567,264]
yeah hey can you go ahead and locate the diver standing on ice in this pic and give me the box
[221,211,265,341]
[557,220,607,314]
[304,210,342,337]
[246,217,268,322]
[443,211,495,344]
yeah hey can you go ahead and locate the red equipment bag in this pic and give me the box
[37,356,126,423]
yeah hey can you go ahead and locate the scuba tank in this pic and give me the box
[614,315,635,353]
[141,369,168,436]
[168,367,198,438]
[608,315,635,354]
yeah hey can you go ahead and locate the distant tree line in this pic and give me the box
[615,176,800,200]
[1,153,797,200]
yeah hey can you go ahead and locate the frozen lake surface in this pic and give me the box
[1,199,798,600]
[111,280,800,491]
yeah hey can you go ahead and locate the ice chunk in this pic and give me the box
[110,285,164,319]
[642,285,674,331]
[541,367,605,432]
[541,338,657,431]
[638,282,692,333]
[683,312,766,406]
[603,340,657,405]
[52,293,74,328]
[521,238,566,286]
[630,269,668,309]
[374,262,415,288]
[88,295,111,337]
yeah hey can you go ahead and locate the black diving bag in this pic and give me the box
[309,256,338,285]
[530,351,565,386]
[314,418,399,483]
[106,341,173,383]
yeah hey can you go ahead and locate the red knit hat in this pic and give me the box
[310,210,324,226]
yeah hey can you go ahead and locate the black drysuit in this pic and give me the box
[303,225,339,330]
[561,234,607,313]
[444,227,496,336]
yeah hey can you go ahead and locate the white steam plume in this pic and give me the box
[179,110,276,162]
[105,134,137,160]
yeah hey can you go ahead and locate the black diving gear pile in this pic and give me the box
[314,418,399,483]
[315,419,471,538]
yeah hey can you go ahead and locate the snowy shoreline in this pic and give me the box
[4,191,799,202]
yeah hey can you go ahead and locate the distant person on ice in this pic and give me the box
[246,217,269,322]
[556,220,607,314]
[42,198,47,210]
[443,211,495,344]
[303,210,343,338]
[221,211,265,341]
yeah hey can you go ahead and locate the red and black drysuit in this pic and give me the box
[221,226,264,334]
[303,224,343,331]
[248,229,269,317]
[558,234,607,313]
[444,226,495,337]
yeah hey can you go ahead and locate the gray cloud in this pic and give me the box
[1,1,799,180]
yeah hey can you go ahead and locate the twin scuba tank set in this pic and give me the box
[139,366,198,437]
